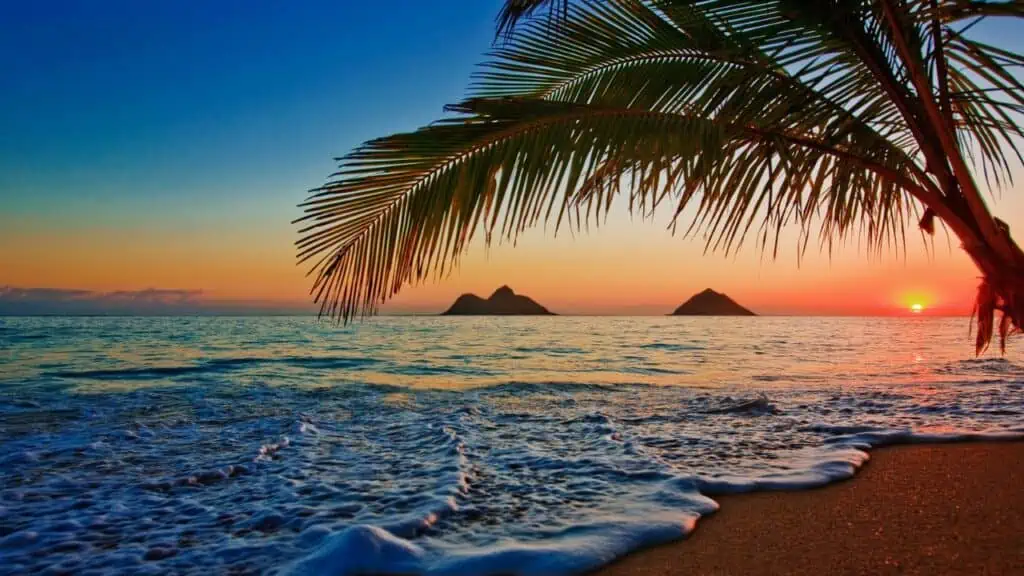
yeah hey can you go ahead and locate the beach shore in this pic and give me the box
[596,442,1024,576]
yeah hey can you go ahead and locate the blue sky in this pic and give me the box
[1,0,502,225]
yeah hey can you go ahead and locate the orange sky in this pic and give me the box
[3,185,1018,316]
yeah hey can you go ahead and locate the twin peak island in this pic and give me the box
[442,286,756,316]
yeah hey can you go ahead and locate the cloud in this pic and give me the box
[0,287,94,300]
[1,286,202,301]
[0,286,312,316]
[97,288,204,303]
[0,286,206,315]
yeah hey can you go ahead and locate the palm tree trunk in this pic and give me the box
[962,232,1024,353]
[871,0,1024,353]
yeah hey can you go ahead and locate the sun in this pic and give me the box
[910,303,924,314]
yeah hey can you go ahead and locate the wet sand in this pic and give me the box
[596,442,1024,576]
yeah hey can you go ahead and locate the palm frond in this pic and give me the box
[299,96,933,320]
[300,0,1024,329]
[497,0,568,38]
[927,0,1024,23]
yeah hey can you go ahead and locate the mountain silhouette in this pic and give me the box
[672,288,756,316]
[442,286,554,315]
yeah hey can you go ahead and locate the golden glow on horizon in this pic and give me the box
[0,206,1005,316]
[897,289,938,314]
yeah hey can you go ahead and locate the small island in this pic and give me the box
[442,286,555,316]
[672,288,756,316]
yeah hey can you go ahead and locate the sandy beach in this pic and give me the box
[596,442,1024,575]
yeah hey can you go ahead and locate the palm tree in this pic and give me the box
[296,0,1024,353]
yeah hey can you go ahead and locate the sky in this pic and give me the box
[1,0,1022,316]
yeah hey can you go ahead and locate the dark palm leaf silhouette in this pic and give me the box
[297,0,1024,353]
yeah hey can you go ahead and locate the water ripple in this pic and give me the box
[45,356,379,380]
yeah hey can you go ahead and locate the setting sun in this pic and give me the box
[911,303,924,313]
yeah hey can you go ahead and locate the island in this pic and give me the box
[442,286,555,316]
[671,288,756,316]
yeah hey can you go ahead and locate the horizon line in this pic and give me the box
[0,312,974,319]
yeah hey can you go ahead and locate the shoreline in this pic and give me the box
[594,441,1024,575]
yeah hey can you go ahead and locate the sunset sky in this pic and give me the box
[2,0,1022,316]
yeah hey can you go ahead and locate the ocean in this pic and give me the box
[1,316,1022,575]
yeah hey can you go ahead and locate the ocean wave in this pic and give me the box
[936,357,1024,375]
[284,430,1024,575]
[704,395,778,415]
[618,366,690,376]
[380,363,497,377]
[638,342,704,351]
[46,355,380,380]
[511,346,586,355]
[287,516,705,576]
[475,381,629,394]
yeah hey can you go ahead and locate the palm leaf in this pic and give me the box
[300,0,1024,348]
[299,95,931,320]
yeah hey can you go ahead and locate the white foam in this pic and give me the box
[695,445,871,494]
[287,515,704,576]
[287,525,426,575]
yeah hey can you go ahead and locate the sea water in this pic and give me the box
[0,316,1021,575]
